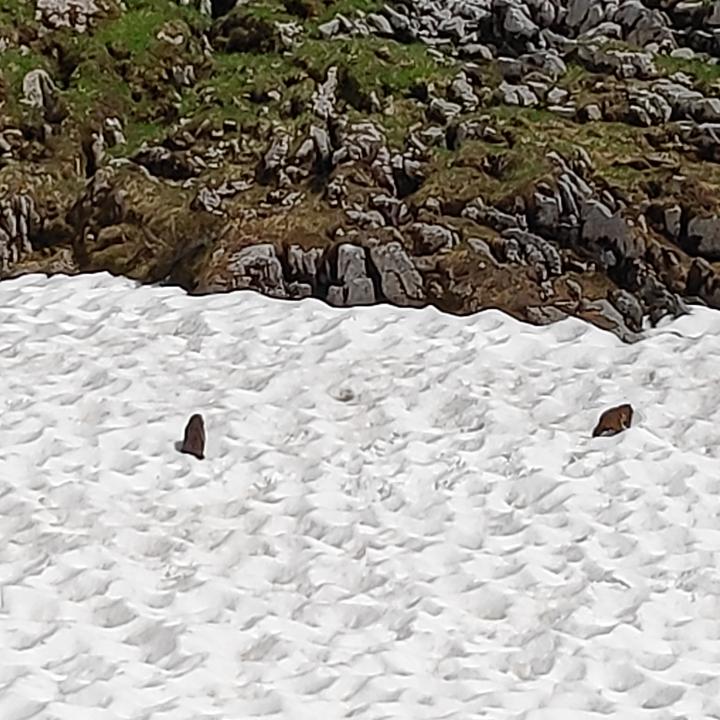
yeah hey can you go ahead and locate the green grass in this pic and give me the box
[0,0,33,23]
[373,99,426,146]
[0,0,454,152]
[94,8,167,55]
[108,121,165,156]
[296,36,455,98]
[177,32,455,137]
[0,48,48,87]
[419,140,551,206]
[556,62,593,92]
[317,0,385,21]
[487,105,558,124]
[242,0,295,23]
[213,51,298,90]
[0,48,49,116]
[64,59,128,113]
[92,1,206,54]
[655,55,720,93]
[420,112,653,207]
[178,50,301,125]
[53,0,208,147]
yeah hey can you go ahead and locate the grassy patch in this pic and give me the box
[0,0,34,23]
[556,62,595,93]
[423,105,661,202]
[0,48,49,89]
[418,137,552,208]
[317,0,384,21]
[374,98,426,146]
[0,48,49,116]
[242,0,295,23]
[297,36,455,100]
[50,1,209,148]
[655,55,720,93]
[178,49,303,129]
[94,8,168,55]
[65,59,128,114]
[212,51,299,96]
[178,33,454,139]
[486,105,558,125]
[92,1,206,53]
[108,121,165,156]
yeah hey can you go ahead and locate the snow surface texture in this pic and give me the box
[1,272,720,720]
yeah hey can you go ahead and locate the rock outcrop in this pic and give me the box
[592,403,635,437]
[2,0,720,340]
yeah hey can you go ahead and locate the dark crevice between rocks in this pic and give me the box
[393,166,424,199]
[363,245,385,303]
[210,0,237,20]
[677,205,692,255]
[274,242,332,301]
[314,242,339,299]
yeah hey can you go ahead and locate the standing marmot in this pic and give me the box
[180,414,206,459]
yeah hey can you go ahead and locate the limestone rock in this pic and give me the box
[501,229,563,278]
[36,0,113,31]
[581,201,645,267]
[257,133,291,184]
[496,81,538,107]
[327,243,376,306]
[408,223,459,255]
[22,70,58,111]
[428,98,462,124]
[687,216,720,261]
[369,241,425,306]
[226,244,288,298]
[312,66,338,121]
[448,73,478,111]
[287,244,323,282]
[0,194,38,274]
[608,288,644,333]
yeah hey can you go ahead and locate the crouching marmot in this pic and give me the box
[592,404,633,438]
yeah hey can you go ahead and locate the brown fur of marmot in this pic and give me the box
[180,413,206,459]
[592,404,633,438]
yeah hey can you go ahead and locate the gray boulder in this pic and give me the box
[22,69,59,113]
[408,222,459,255]
[287,244,323,280]
[448,73,478,111]
[369,241,425,306]
[687,216,720,260]
[502,228,563,278]
[36,0,106,31]
[327,243,376,306]
[226,244,288,298]
[496,81,538,107]
[581,201,645,265]
[608,288,644,332]
[0,194,38,273]
[428,98,462,123]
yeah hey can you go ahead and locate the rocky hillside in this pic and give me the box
[2,0,720,339]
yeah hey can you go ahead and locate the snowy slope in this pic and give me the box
[1,272,720,720]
